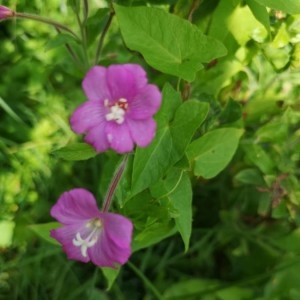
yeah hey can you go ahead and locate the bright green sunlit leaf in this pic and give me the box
[114,4,227,81]
[187,128,243,178]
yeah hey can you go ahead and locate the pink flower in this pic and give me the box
[0,6,14,20]
[70,64,162,153]
[50,188,133,268]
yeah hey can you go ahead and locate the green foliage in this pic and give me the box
[187,128,243,178]
[131,84,180,195]
[253,0,300,14]
[114,4,227,81]
[246,0,270,33]
[52,143,98,161]
[29,222,61,245]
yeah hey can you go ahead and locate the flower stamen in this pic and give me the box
[105,98,128,125]
[72,218,102,257]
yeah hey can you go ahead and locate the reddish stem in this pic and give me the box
[102,154,129,212]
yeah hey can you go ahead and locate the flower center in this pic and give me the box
[105,98,128,125]
[72,218,102,258]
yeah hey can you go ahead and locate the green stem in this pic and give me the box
[15,12,79,41]
[102,154,129,212]
[83,0,89,22]
[74,10,89,68]
[94,11,115,65]
[187,0,200,22]
[127,261,164,300]
[55,27,85,70]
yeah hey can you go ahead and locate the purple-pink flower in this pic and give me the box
[0,6,14,20]
[50,188,133,268]
[70,64,162,153]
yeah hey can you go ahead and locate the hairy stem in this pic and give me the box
[102,154,129,212]
[15,12,79,40]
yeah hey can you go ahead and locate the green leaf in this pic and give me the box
[131,86,209,195]
[272,201,289,219]
[242,143,275,174]
[219,98,242,125]
[52,143,97,161]
[246,0,270,34]
[187,128,243,178]
[150,169,192,251]
[274,228,300,252]
[263,44,291,70]
[101,267,120,290]
[228,4,268,45]
[234,168,265,185]
[132,222,176,252]
[85,8,110,46]
[132,126,173,195]
[253,0,300,14]
[217,286,254,300]
[208,0,239,41]
[114,4,227,81]
[171,100,209,161]
[45,33,79,51]
[123,190,176,251]
[29,222,61,246]
[167,171,192,252]
[256,119,288,142]
[131,84,181,195]
[0,97,25,124]
[156,83,182,124]
[272,23,290,49]
[164,279,219,299]
[264,257,300,298]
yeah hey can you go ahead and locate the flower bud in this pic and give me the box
[0,6,14,20]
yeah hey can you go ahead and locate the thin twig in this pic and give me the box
[188,0,200,22]
[94,11,115,65]
[55,27,85,71]
[15,12,79,40]
[102,154,129,212]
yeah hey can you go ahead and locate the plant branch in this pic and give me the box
[94,11,115,65]
[15,12,79,40]
[102,154,129,212]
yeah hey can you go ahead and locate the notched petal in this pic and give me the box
[50,188,100,224]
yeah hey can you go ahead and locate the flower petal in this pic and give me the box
[82,66,111,101]
[107,64,147,101]
[83,123,110,152]
[50,223,90,263]
[50,188,100,224]
[127,118,157,147]
[87,235,116,268]
[128,84,162,120]
[102,213,133,250]
[70,100,105,134]
[88,213,133,266]
[105,122,134,153]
